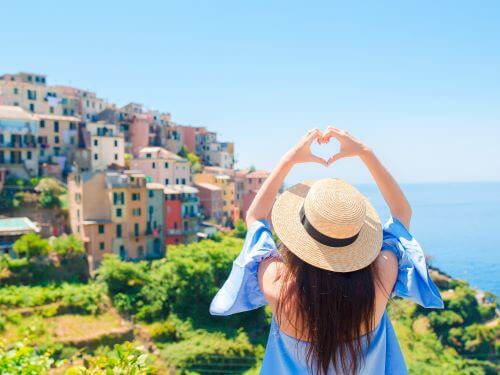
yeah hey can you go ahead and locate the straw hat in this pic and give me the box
[271,178,382,272]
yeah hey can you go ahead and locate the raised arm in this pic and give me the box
[323,127,412,229]
[246,129,328,226]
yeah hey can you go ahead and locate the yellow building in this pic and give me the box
[86,122,125,171]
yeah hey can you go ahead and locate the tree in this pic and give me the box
[13,233,49,259]
[50,234,84,256]
[178,146,202,173]
[232,219,247,239]
[35,178,66,209]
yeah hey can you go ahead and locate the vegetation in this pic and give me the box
[13,233,49,259]
[35,178,66,209]
[0,230,497,373]
[178,145,202,173]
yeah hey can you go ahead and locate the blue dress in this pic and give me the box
[210,218,444,374]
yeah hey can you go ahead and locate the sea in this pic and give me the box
[357,181,500,296]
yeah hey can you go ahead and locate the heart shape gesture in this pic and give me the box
[285,127,369,167]
[321,127,370,164]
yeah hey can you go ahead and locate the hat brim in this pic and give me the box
[271,181,382,272]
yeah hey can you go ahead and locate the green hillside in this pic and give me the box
[0,232,498,374]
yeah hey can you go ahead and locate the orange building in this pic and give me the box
[68,170,164,271]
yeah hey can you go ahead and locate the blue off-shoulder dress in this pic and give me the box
[210,218,444,374]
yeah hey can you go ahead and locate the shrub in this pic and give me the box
[150,314,191,343]
[50,235,84,256]
[0,341,55,374]
[161,330,257,374]
[66,342,156,374]
[13,233,49,259]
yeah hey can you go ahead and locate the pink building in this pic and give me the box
[175,125,206,153]
[195,182,223,224]
[241,170,270,220]
[131,147,191,186]
[129,114,150,156]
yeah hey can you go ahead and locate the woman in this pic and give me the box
[210,128,443,374]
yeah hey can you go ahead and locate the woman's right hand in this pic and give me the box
[282,128,328,166]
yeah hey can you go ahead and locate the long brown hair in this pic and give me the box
[276,244,378,375]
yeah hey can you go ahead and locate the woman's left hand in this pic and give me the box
[283,129,328,166]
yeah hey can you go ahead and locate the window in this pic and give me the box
[75,193,81,203]
[13,87,18,95]
[119,245,126,259]
[152,162,156,169]
[149,206,153,214]
[181,178,186,185]
[54,136,60,144]
[114,140,118,147]
[164,179,169,185]
[114,154,118,161]
[113,192,125,205]
[137,246,144,257]
[39,120,45,128]
[148,190,154,198]
[94,139,98,146]
[116,224,122,238]
[175,178,179,184]
[29,103,35,112]
[133,208,141,216]
[132,192,141,201]
[98,224,105,234]
[134,223,139,236]
[70,122,76,130]
[99,242,105,251]
[26,151,32,160]
[54,147,60,156]
[54,121,59,132]
[27,89,36,100]
[164,162,169,168]
[146,153,152,159]
[94,154,98,160]
[50,107,54,114]
[116,208,122,217]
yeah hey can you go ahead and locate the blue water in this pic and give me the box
[357,182,500,296]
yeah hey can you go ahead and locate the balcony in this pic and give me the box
[167,229,183,236]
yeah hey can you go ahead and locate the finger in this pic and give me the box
[327,153,345,164]
[306,128,322,143]
[309,154,329,166]
[323,127,343,140]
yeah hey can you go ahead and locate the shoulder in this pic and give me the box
[375,250,398,295]
[258,257,284,307]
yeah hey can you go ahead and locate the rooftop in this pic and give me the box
[195,182,222,192]
[166,184,199,194]
[0,105,37,122]
[146,182,165,190]
[0,217,40,236]
[247,170,270,178]
[35,113,81,122]
[138,147,185,161]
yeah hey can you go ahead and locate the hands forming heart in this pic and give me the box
[285,127,370,167]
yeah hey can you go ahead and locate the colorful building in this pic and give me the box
[194,172,237,227]
[86,122,125,171]
[68,170,164,271]
[164,186,182,245]
[35,113,80,176]
[131,147,191,186]
[195,182,223,224]
[174,184,201,243]
[0,105,38,178]
[146,182,165,258]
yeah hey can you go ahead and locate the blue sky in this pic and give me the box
[2,1,499,184]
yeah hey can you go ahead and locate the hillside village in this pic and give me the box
[0,71,270,271]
